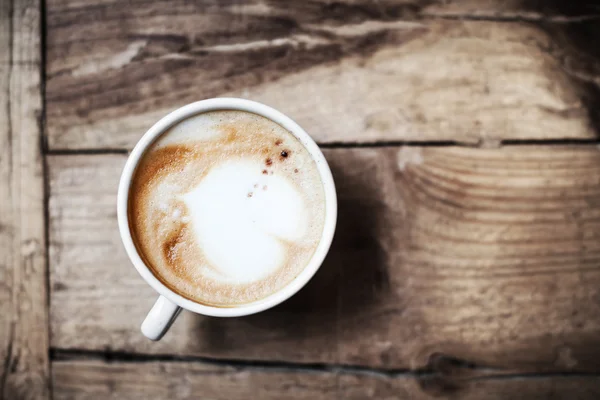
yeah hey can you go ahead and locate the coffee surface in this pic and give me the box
[129,110,326,306]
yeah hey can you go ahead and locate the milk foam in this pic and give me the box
[182,159,308,284]
[129,110,326,306]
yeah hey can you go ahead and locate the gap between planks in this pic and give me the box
[420,13,600,24]
[44,138,600,156]
[40,0,54,396]
[50,348,600,381]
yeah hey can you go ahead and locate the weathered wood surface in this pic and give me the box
[52,360,335,400]
[0,0,50,398]
[42,0,600,397]
[45,0,600,150]
[52,360,600,399]
[48,146,600,371]
[422,0,600,21]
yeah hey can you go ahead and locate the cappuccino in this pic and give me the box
[129,110,326,307]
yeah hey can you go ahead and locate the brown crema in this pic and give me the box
[128,111,326,307]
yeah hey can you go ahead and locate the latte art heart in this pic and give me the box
[128,111,326,307]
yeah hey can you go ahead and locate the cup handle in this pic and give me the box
[141,295,182,341]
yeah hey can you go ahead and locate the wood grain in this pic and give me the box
[52,360,335,400]
[47,154,339,365]
[48,146,600,371]
[0,0,50,398]
[341,372,600,399]
[45,0,599,150]
[422,0,600,21]
[51,360,600,399]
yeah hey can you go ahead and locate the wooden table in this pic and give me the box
[3,0,600,398]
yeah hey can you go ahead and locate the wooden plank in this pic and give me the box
[47,155,339,364]
[422,0,600,20]
[341,373,600,399]
[45,0,597,150]
[51,360,600,399]
[52,360,336,400]
[335,146,600,370]
[48,146,600,371]
[0,0,50,398]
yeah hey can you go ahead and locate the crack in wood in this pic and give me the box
[51,348,413,378]
[44,137,600,156]
[45,148,129,155]
[50,348,600,381]
[39,1,54,397]
[422,13,600,24]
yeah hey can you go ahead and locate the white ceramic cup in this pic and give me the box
[117,98,337,341]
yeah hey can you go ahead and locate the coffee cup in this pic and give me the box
[117,98,337,340]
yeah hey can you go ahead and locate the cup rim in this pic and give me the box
[117,98,337,317]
